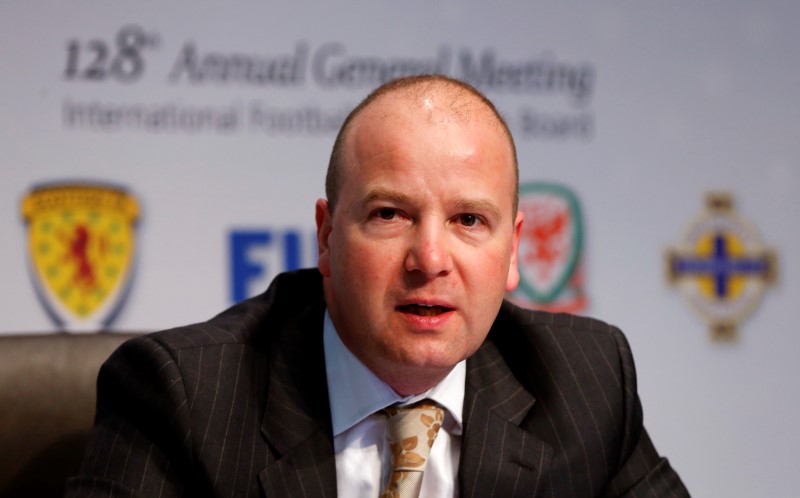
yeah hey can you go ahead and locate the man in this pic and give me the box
[67,75,689,497]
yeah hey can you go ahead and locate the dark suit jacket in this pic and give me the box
[66,269,689,497]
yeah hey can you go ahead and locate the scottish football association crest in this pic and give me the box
[21,182,140,332]
[666,193,777,340]
[508,182,587,313]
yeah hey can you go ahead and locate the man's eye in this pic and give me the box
[376,208,397,220]
[459,214,478,227]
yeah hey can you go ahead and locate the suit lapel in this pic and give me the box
[258,301,338,497]
[459,337,553,498]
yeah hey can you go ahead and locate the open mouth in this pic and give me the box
[397,304,452,316]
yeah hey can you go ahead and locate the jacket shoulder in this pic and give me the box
[495,300,630,357]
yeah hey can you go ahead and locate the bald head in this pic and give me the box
[326,75,519,215]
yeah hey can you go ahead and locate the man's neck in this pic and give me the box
[372,363,453,397]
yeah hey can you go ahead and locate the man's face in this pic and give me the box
[316,91,523,393]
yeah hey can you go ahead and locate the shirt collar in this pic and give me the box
[323,310,465,437]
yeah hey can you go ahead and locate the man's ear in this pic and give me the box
[505,210,524,292]
[315,199,333,277]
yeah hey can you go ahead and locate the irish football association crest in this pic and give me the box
[508,182,587,313]
[21,182,140,332]
[666,193,777,340]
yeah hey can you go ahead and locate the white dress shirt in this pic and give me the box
[323,312,465,498]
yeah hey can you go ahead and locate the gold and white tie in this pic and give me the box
[379,400,444,498]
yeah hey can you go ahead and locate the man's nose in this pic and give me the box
[404,223,453,277]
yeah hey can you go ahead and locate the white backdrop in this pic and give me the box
[2,2,799,496]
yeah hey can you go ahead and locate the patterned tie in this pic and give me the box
[379,400,445,498]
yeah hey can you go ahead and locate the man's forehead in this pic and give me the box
[342,88,511,170]
[345,101,510,177]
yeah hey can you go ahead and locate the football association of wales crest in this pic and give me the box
[21,182,140,332]
[508,182,587,313]
[666,193,777,340]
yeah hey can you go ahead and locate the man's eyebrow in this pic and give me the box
[361,188,503,219]
[362,187,411,205]
[454,199,502,220]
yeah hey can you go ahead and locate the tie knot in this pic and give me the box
[383,400,444,471]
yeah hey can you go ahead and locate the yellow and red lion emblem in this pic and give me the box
[21,182,139,332]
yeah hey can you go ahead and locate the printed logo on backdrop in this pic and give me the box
[507,183,588,313]
[666,193,777,341]
[21,182,140,332]
[229,228,317,303]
